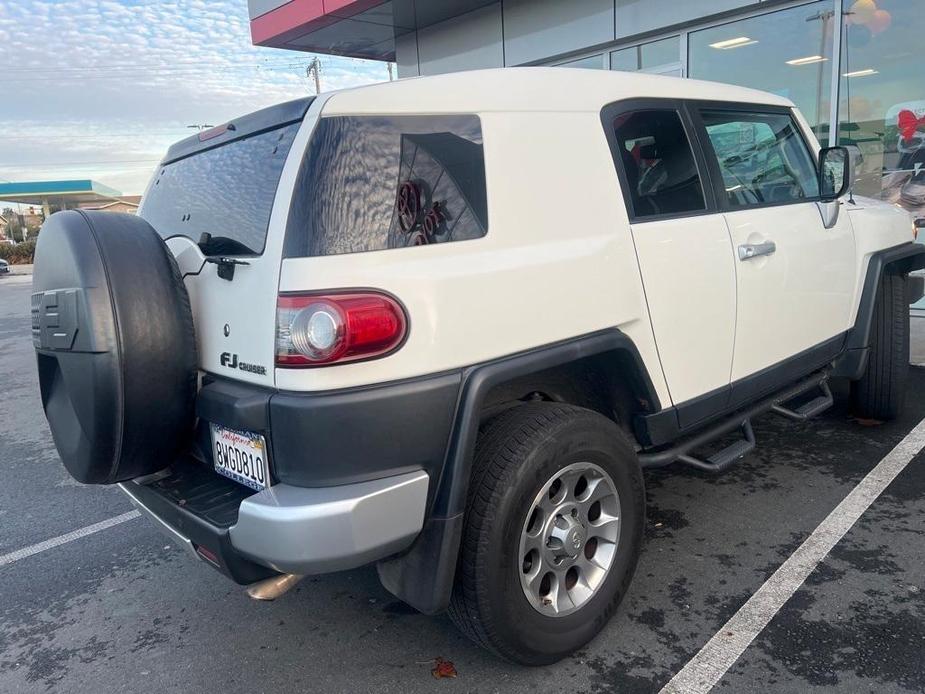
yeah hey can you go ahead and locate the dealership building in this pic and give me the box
[248,0,924,217]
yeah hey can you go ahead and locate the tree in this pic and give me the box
[1,207,24,242]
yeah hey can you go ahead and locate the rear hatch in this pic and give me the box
[138,98,314,388]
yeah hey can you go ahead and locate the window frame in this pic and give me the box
[687,100,824,212]
[600,97,719,224]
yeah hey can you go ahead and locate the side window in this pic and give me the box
[700,110,819,207]
[284,115,487,258]
[612,109,707,219]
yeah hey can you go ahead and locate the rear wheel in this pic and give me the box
[851,273,909,421]
[448,403,644,665]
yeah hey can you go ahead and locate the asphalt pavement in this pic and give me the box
[2,273,925,693]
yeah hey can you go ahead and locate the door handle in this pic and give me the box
[738,241,776,261]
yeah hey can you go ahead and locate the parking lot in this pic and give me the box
[2,273,925,693]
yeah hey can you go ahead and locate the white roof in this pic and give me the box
[324,67,793,116]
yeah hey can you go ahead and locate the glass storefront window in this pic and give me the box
[689,1,835,139]
[558,54,605,70]
[838,0,925,217]
[611,36,680,72]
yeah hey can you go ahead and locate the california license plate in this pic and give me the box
[210,425,270,491]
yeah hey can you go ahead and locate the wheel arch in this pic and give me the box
[834,241,925,380]
[377,328,659,614]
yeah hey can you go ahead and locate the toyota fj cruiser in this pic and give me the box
[32,68,925,665]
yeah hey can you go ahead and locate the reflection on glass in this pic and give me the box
[285,115,487,258]
[837,0,925,218]
[689,1,834,138]
[819,147,848,198]
[611,36,680,72]
[612,109,706,218]
[142,123,300,255]
[559,54,604,69]
[701,110,820,207]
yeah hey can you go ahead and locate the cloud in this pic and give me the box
[0,0,389,193]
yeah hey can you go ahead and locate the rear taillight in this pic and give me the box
[276,292,407,367]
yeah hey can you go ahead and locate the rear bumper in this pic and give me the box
[119,466,429,582]
[231,471,429,575]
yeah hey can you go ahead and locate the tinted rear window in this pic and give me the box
[284,115,487,257]
[141,123,300,255]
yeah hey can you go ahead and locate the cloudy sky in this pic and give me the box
[0,0,388,194]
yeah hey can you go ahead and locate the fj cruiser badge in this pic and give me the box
[220,352,267,375]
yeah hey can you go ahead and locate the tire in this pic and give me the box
[448,402,644,665]
[32,210,197,484]
[851,273,909,421]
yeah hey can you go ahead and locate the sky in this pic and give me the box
[0,0,389,195]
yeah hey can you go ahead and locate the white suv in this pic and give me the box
[31,68,925,665]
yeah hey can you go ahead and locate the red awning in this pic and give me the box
[249,0,492,61]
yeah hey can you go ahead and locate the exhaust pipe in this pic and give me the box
[246,573,304,601]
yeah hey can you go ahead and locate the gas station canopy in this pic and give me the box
[0,180,125,214]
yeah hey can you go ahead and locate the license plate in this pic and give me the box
[210,425,270,491]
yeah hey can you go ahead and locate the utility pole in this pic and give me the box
[306,58,322,94]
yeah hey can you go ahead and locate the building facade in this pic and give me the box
[249,0,925,217]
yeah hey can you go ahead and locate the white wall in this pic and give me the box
[503,0,615,66]
[415,3,504,76]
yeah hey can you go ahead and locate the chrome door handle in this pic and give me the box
[738,241,776,261]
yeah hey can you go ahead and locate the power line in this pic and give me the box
[0,133,192,140]
[0,158,162,166]
[2,57,320,72]
[2,55,380,75]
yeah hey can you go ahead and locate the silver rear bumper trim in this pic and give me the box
[229,470,429,575]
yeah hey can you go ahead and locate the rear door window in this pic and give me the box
[699,110,819,207]
[284,115,487,257]
[141,123,300,255]
[611,109,707,219]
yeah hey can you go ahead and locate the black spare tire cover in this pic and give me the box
[32,210,197,484]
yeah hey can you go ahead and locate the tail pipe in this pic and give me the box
[246,573,304,601]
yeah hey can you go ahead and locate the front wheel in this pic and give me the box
[448,403,644,665]
[851,273,910,421]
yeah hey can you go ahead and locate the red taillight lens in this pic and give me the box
[276,292,407,367]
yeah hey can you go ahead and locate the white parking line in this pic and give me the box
[0,510,140,568]
[660,416,925,694]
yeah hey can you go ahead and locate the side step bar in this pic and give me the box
[638,370,831,473]
[771,381,833,421]
[676,420,756,474]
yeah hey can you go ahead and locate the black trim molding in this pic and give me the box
[639,332,847,448]
[833,242,925,379]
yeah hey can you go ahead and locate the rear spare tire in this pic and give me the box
[851,272,909,421]
[32,210,197,484]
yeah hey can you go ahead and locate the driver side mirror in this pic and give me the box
[819,146,851,201]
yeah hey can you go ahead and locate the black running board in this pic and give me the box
[771,381,834,421]
[675,420,756,473]
[638,370,830,473]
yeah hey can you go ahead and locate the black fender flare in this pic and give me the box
[377,328,659,614]
[833,241,925,379]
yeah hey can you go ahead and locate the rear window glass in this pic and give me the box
[141,123,300,255]
[284,115,487,257]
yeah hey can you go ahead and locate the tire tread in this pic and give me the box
[851,273,909,420]
[447,403,638,663]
